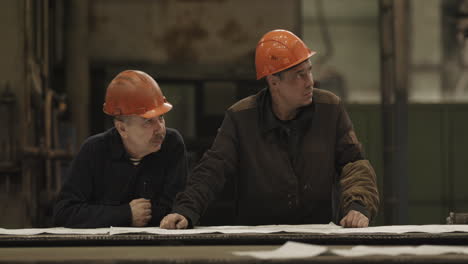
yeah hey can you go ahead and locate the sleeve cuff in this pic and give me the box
[173,207,200,228]
[117,203,133,226]
[149,202,169,227]
[346,201,370,220]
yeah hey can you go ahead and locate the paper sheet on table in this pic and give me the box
[332,245,468,257]
[108,223,340,235]
[232,243,468,259]
[4,223,468,236]
[232,241,327,259]
[109,223,468,235]
[0,224,339,236]
[0,227,110,235]
[331,224,468,234]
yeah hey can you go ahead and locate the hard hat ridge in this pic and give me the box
[255,29,316,80]
[103,70,172,118]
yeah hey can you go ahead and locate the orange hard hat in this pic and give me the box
[255,29,316,80]
[103,70,172,118]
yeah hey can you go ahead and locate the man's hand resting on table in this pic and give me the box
[160,210,368,229]
[130,198,152,227]
[340,210,369,228]
[160,213,189,229]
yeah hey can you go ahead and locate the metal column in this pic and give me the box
[65,0,90,147]
[379,0,410,225]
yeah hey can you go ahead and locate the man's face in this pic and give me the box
[118,115,166,157]
[270,60,315,109]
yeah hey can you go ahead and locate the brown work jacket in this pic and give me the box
[173,88,379,226]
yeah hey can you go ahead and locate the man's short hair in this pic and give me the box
[263,69,289,88]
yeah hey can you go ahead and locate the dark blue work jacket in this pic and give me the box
[54,127,188,228]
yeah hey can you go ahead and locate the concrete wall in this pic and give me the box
[89,0,299,64]
[410,0,443,102]
[302,0,466,103]
[302,0,380,102]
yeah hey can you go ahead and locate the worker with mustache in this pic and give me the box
[54,70,188,228]
[161,29,379,229]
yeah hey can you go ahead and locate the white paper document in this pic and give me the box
[3,223,468,236]
[0,227,110,236]
[332,245,468,257]
[109,223,468,235]
[331,224,468,234]
[232,241,328,259]
[108,223,341,235]
[232,243,468,259]
[108,226,220,235]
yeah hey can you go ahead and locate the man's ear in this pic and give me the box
[115,120,128,139]
[266,74,280,87]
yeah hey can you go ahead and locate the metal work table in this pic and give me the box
[2,245,468,264]
[2,231,468,247]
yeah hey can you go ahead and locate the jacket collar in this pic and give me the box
[109,127,130,160]
[257,88,315,134]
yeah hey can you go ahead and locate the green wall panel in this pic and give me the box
[408,106,444,201]
[408,204,446,225]
[348,103,468,225]
[450,108,468,212]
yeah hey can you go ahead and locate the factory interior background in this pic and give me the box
[0,0,467,228]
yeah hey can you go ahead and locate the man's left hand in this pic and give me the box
[340,210,369,228]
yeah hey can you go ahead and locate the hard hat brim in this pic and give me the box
[256,50,316,80]
[139,102,173,119]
